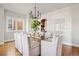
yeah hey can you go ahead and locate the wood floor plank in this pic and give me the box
[62,44,79,56]
[0,41,22,56]
[0,41,79,56]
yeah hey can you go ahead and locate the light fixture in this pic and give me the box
[29,3,41,19]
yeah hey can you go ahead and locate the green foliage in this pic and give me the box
[31,20,40,32]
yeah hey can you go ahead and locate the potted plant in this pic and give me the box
[31,19,40,34]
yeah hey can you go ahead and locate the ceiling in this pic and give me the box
[0,3,73,15]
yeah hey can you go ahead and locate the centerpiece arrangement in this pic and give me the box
[31,19,40,32]
[31,19,41,42]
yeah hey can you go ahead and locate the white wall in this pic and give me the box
[41,7,72,45]
[70,4,79,47]
[0,6,33,43]
[4,9,26,42]
[41,4,79,47]
[0,6,4,44]
[26,15,32,33]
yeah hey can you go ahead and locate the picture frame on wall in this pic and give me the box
[6,16,14,32]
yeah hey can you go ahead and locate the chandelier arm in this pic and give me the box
[35,3,36,19]
[29,3,41,19]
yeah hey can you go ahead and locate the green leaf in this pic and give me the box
[31,20,40,31]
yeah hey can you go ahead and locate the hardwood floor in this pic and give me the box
[72,46,79,56]
[0,41,22,56]
[0,41,79,56]
[62,44,79,56]
[62,44,72,56]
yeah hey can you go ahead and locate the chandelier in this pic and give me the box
[29,3,41,19]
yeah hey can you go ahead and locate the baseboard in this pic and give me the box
[0,42,4,45]
[63,42,72,46]
[72,44,79,47]
[4,39,14,43]
[0,39,14,45]
[63,42,79,47]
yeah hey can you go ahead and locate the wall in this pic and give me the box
[70,4,79,47]
[41,7,72,45]
[4,9,26,42]
[41,4,79,47]
[0,6,4,44]
[25,15,32,33]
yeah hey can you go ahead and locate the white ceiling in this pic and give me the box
[0,3,73,15]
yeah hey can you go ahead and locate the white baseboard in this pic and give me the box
[0,39,14,45]
[63,42,72,46]
[72,44,79,47]
[0,42,4,45]
[63,42,79,47]
[4,39,14,42]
